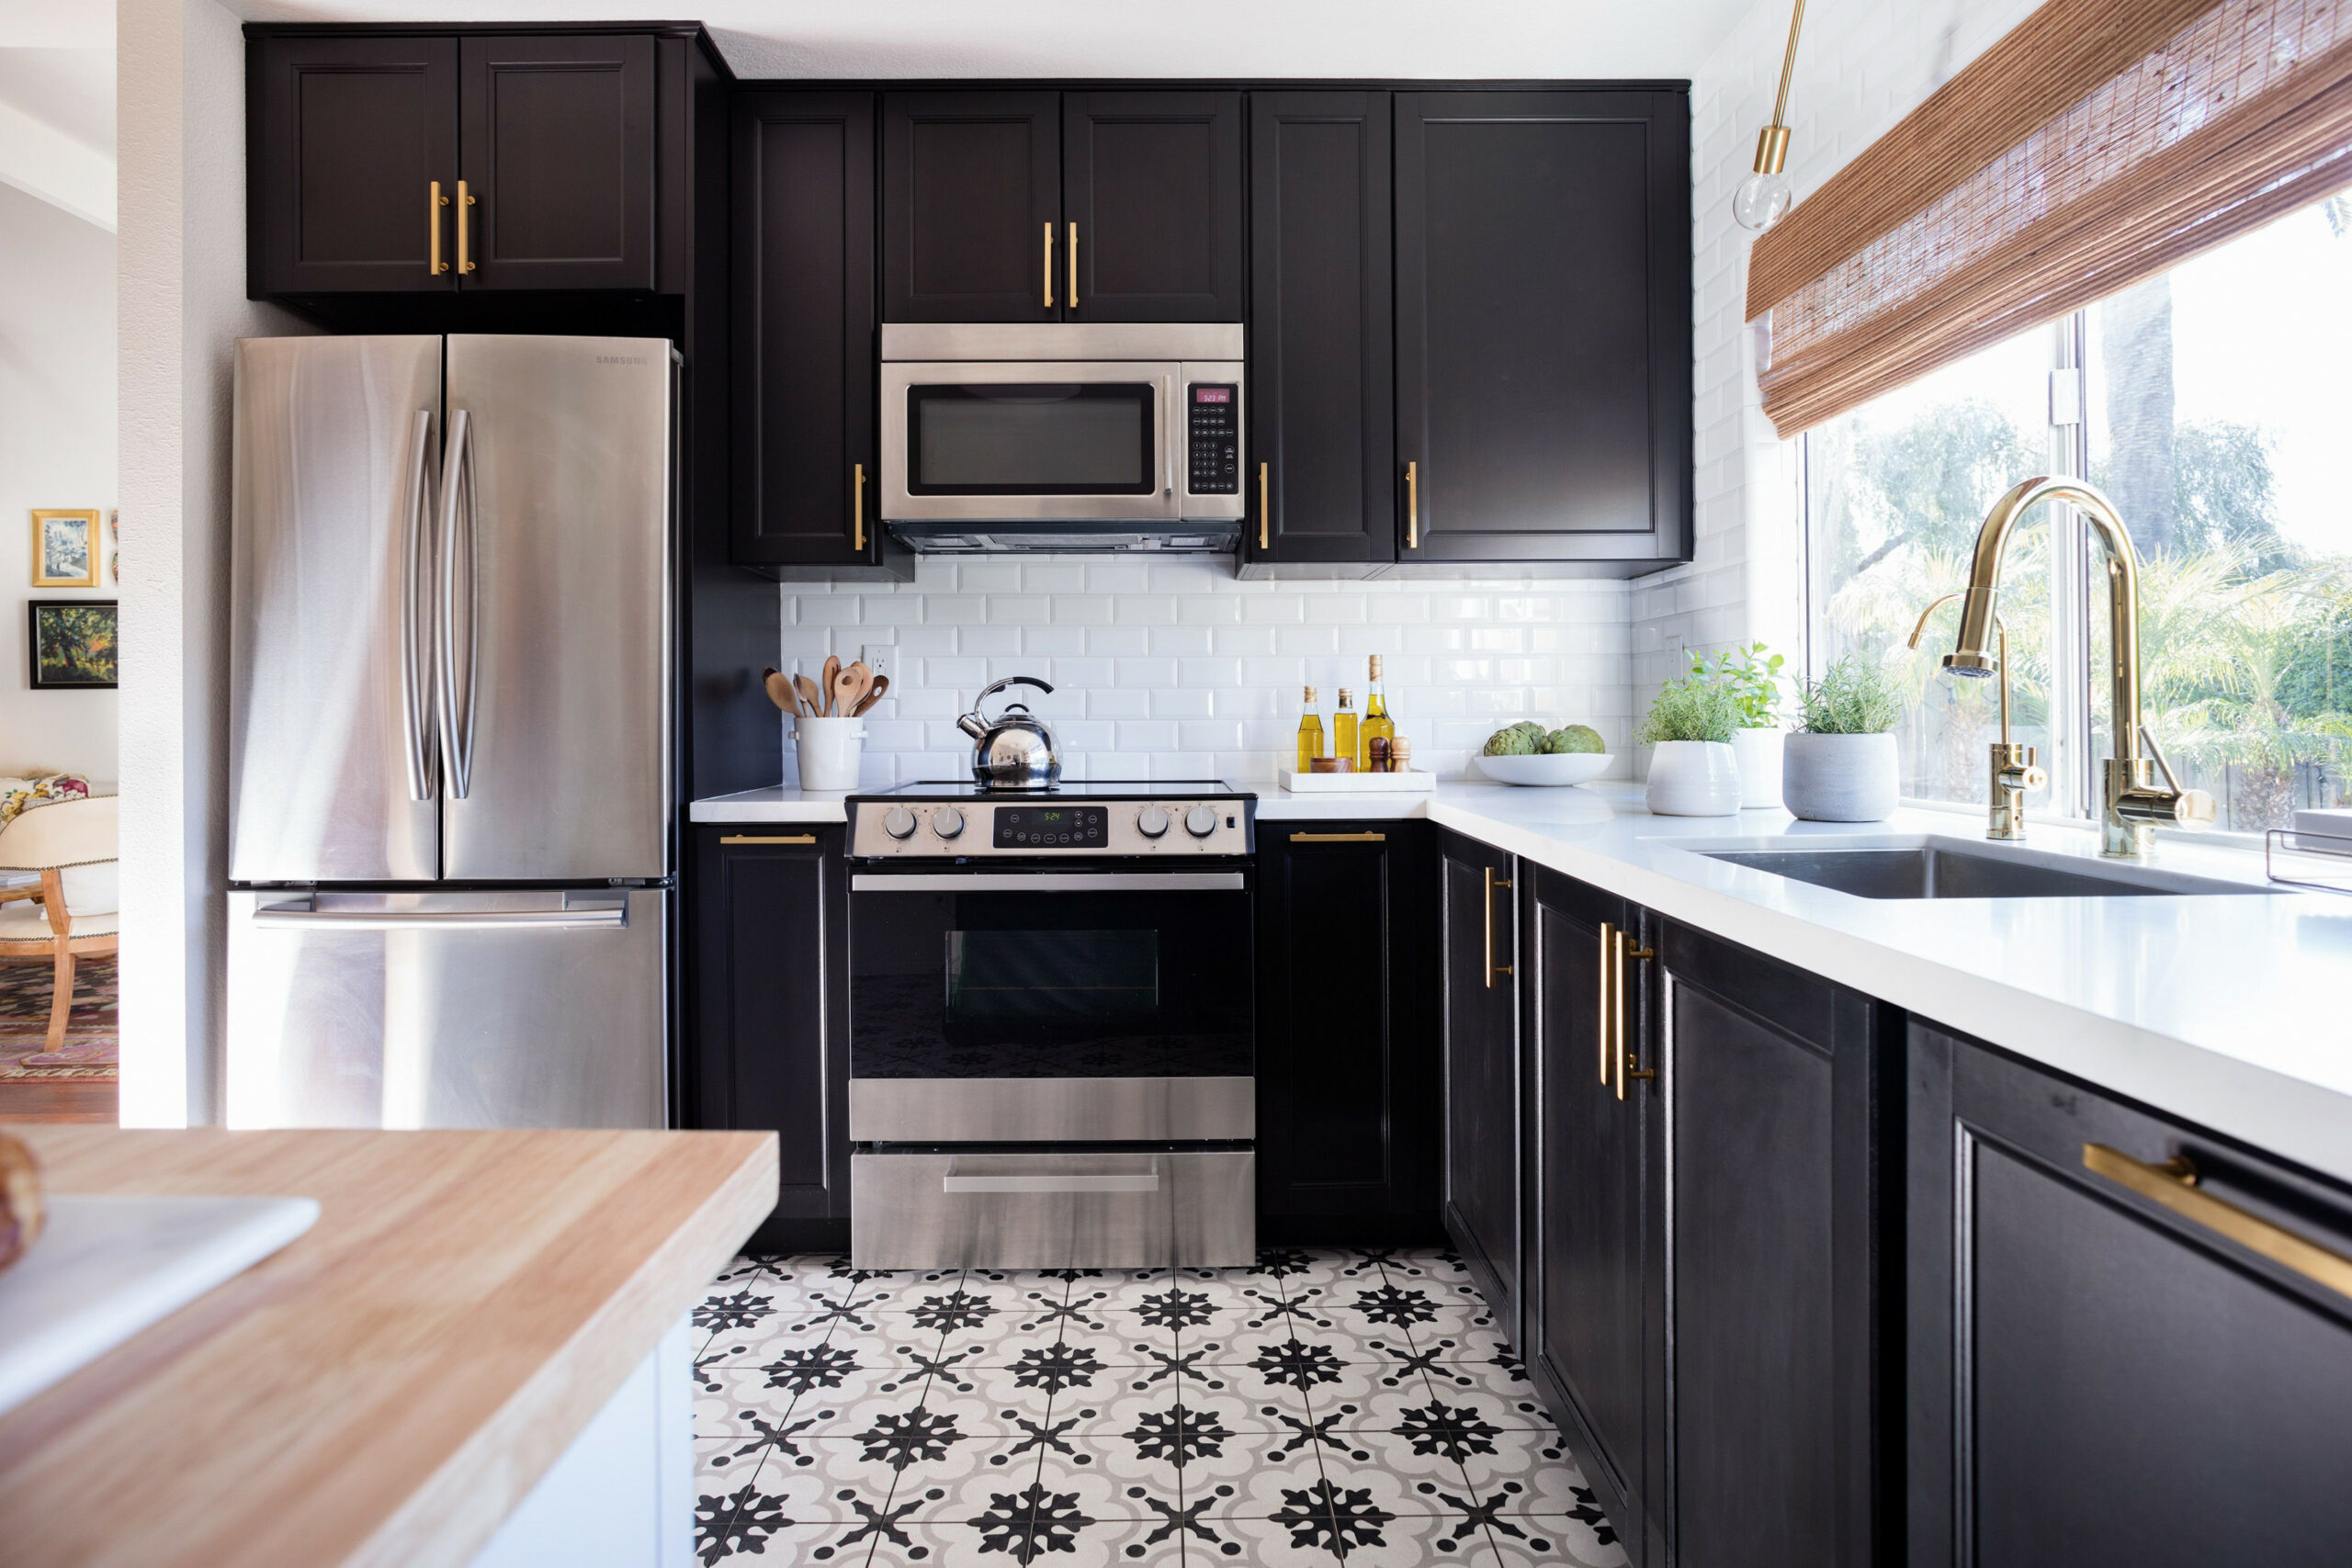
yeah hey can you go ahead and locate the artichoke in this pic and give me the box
[1483,725,1540,756]
[1542,724,1605,755]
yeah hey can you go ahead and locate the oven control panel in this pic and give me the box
[850,798,1251,858]
[1187,384,1239,495]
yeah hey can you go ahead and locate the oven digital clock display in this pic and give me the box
[995,806,1108,849]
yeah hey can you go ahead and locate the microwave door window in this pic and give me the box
[908,383,1156,496]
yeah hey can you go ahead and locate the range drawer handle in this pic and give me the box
[943,1166,1161,1195]
[1290,831,1385,843]
[2083,1144,2352,1303]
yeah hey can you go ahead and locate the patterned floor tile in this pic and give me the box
[1487,1509,1632,1567]
[1212,1488,1498,1564]
[1451,1427,1594,1512]
[869,1515,1186,1568]
[891,1438,1053,1526]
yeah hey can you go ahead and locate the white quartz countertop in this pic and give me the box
[693,777,2352,1183]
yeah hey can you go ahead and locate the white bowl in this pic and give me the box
[1474,751,1612,786]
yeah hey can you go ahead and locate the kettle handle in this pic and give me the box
[972,674,1055,719]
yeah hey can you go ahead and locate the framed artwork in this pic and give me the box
[28,600,118,689]
[107,509,119,584]
[30,510,100,589]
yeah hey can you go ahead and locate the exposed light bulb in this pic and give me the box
[1733,168,1793,232]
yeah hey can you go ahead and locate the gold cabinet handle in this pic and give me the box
[1483,868,1512,987]
[1613,929,1656,1101]
[1289,831,1386,842]
[1599,922,1615,1084]
[1259,462,1271,550]
[1044,220,1055,309]
[1069,220,1080,310]
[853,461,866,550]
[2083,1144,2352,1302]
[429,180,449,275]
[720,834,818,845]
[1405,460,1419,548]
[457,178,475,275]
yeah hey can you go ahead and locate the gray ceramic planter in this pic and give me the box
[1781,731,1899,822]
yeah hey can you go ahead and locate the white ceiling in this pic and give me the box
[230,1,1749,80]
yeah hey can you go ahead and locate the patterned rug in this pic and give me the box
[0,954,118,1078]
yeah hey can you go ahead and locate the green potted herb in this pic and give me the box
[1784,652,1905,821]
[1636,665,1742,817]
[1697,643,1787,808]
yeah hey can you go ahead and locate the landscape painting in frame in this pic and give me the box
[30,509,100,589]
[28,600,117,689]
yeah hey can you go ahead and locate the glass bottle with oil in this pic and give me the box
[1295,685,1326,773]
[1360,655,1396,771]
[1333,688,1358,770]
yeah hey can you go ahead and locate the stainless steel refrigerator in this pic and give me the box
[224,334,674,1130]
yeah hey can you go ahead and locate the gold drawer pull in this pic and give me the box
[1289,831,1386,842]
[1044,220,1055,308]
[429,180,449,275]
[2083,1144,2352,1303]
[720,834,817,845]
[457,178,475,274]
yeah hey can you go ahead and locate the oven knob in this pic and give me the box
[1184,805,1219,839]
[932,807,966,840]
[1136,806,1170,840]
[883,807,918,840]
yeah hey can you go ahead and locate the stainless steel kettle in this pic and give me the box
[956,676,1062,789]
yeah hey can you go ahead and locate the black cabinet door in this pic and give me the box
[691,829,850,1235]
[1245,92,1396,568]
[248,34,459,296]
[1525,864,1652,1562]
[1441,829,1521,1335]
[733,91,885,573]
[458,34,658,290]
[1908,1023,2352,1568]
[882,91,1061,322]
[1256,821,1437,1243]
[1062,91,1242,322]
[1394,90,1690,568]
[1664,924,1886,1568]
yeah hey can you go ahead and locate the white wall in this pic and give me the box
[0,180,116,781]
[778,564,1631,788]
[1637,0,2046,756]
[119,0,311,1127]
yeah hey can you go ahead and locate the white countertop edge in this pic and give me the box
[689,787,850,823]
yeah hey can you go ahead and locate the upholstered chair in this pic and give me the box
[0,795,119,1055]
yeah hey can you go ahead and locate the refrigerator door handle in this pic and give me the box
[435,408,479,799]
[249,895,628,931]
[400,409,439,803]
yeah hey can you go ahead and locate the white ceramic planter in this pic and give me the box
[1644,740,1741,817]
[1729,726,1785,810]
[1781,731,1900,821]
[791,716,868,791]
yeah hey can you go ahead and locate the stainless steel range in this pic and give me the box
[845,780,1256,1269]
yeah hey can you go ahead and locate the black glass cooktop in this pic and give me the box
[864,779,1252,801]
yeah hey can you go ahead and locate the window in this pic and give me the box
[1804,191,2352,836]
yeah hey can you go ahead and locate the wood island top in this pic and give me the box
[0,1125,777,1568]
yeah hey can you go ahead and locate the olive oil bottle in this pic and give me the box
[1333,688,1358,769]
[1361,656,1396,771]
[1295,685,1326,773]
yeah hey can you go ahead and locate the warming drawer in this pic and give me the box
[850,1149,1254,1270]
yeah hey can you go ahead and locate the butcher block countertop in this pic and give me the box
[0,1126,776,1568]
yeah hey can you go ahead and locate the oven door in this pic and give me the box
[880,361,1180,522]
[848,868,1252,1142]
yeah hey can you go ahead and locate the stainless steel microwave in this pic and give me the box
[880,322,1245,552]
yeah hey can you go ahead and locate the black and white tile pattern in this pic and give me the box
[692,1247,1625,1566]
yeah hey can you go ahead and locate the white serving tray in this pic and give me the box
[1277,768,1439,795]
[0,1193,320,1416]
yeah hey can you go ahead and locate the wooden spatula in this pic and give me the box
[762,667,799,715]
[851,674,889,717]
[833,660,872,719]
[820,655,842,716]
[794,672,825,716]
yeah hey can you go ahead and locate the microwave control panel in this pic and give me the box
[1187,384,1240,495]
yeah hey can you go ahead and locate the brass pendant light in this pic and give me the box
[1734,0,1806,232]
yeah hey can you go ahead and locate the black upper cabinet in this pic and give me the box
[1246,92,1396,569]
[1255,821,1438,1244]
[1063,91,1243,322]
[248,28,673,299]
[458,35,657,291]
[1440,829,1521,1337]
[1908,1023,2352,1568]
[691,828,852,1245]
[733,91,904,580]
[882,91,1061,322]
[1394,90,1691,570]
[249,35,459,295]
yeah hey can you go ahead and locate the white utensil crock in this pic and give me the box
[1729,726,1785,809]
[1644,740,1741,817]
[792,716,867,792]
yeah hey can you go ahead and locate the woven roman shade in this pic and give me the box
[1747,0,2352,436]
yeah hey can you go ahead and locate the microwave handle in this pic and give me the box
[1164,374,1177,498]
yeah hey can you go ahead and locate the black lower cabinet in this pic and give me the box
[1663,922,1889,1568]
[1908,1021,2352,1568]
[1523,865,1655,1563]
[691,826,850,1248]
[1255,821,1438,1243]
[1440,829,1521,1337]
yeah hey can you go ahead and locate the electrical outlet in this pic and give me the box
[859,641,895,682]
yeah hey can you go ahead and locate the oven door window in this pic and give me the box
[906,383,1156,496]
[853,886,1250,1079]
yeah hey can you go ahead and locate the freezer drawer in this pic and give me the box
[226,888,668,1130]
[850,1150,1254,1270]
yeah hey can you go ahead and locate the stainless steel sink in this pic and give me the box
[1699,843,2274,900]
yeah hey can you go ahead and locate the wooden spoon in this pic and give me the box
[794,672,825,716]
[851,674,890,717]
[833,660,872,720]
[762,667,799,715]
[820,655,842,716]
